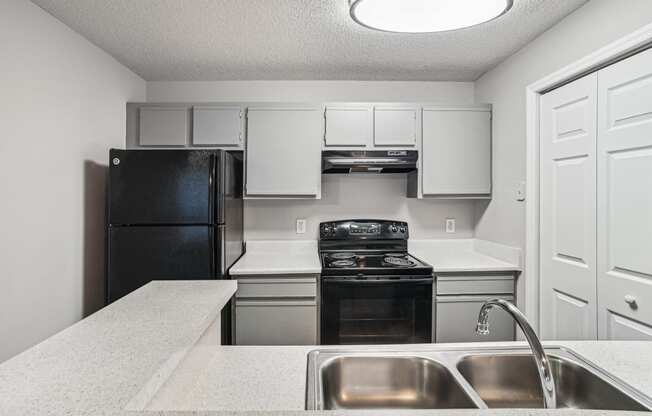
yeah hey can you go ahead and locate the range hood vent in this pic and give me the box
[322,150,418,174]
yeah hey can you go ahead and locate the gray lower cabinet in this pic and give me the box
[234,275,318,345]
[436,294,515,343]
[235,299,317,345]
[435,273,516,343]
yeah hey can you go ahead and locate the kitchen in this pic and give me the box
[2,0,652,414]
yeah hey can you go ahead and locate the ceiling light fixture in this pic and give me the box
[349,0,513,33]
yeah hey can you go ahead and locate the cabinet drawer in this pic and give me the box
[235,277,317,299]
[436,295,515,343]
[436,274,514,295]
[235,299,317,345]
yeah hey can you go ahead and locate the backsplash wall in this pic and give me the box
[244,174,475,240]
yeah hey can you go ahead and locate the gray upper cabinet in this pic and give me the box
[373,106,418,146]
[324,106,372,147]
[192,106,243,147]
[245,106,322,198]
[139,107,188,146]
[421,106,491,197]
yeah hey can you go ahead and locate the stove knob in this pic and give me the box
[391,225,398,232]
[400,227,406,233]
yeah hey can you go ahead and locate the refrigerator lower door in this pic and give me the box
[107,225,217,303]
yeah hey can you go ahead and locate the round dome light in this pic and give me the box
[349,0,513,33]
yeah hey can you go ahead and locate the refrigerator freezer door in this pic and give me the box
[107,225,217,302]
[109,149,220,225]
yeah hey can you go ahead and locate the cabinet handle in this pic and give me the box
[624,295,638,310]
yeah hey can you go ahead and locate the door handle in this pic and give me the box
[624,295,638,310]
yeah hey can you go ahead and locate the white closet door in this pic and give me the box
[539,73,598,340]
[597,48,652,340]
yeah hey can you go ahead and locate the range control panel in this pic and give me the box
[320,220,408,240]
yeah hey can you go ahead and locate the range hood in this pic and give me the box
[322,150,418,174]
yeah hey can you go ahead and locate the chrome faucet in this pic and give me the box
[476,298,557,409]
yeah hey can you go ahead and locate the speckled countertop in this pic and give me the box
[0,280,237,416]
[1,280,650,416]
[230,238,521,276]
[230,240,321,275]
[409,239,521,273]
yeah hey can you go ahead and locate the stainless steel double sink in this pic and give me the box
[305,346,652,411]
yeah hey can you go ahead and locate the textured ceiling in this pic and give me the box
[31,0,588,81]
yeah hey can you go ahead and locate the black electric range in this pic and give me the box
[319,219,433,345]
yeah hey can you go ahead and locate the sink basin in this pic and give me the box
[316,356,476,409]
[457,354,649,411]
[306,347,652,411]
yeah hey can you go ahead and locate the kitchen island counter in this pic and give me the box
[1,280,651,416]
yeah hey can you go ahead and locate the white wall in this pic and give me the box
[246,174,475,240]
[0,0,146,362]
[474,0,652,316]
[148,80,476,240]
[146,80,474,103]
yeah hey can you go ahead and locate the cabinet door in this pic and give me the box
[436,295,515,343]
[422,107,491,196]
[540,74,598,341]
[139,107,188,146]
[373,107,417,146]
[597,48,652,340]
[235,299,317,345]
[324,106,372,147]
[246,107,322,197]
[192,106,242,146]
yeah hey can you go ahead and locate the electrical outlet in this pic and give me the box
[445,218,456,233]
[296,219,307,234]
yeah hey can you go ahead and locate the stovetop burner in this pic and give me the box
[329,252,356,260]
[330,259,356,267]
[383,256,416,267]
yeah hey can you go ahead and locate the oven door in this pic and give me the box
[320,277,433,345]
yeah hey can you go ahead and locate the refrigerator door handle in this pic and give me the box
[208,225,216,277]
[208,154,216,224]
[215,225,226,277]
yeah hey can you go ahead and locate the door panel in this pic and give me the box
[107,226,214,302]
[436,295,515,343]
[192,106,242,147]
[373,107,417,146]
[324,106,372,147]
[540,74,598,340]
[109,149,215,224]
[139,107,188,146]
[422,108,491,196]
[235,300,317,345]
[605,311,652,340]
[550,290,592,340]
[597,48,652,339]
[246,107,322,196]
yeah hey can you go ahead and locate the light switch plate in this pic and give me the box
[296,219,307,234]
[516,181,526,201]
[445,218,456,233]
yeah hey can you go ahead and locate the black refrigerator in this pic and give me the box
[107,149,243,338]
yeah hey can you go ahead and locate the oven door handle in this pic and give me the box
[323,278,433,284]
